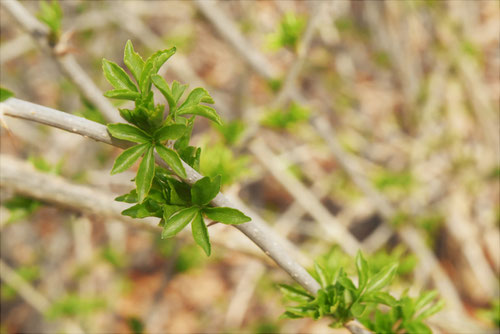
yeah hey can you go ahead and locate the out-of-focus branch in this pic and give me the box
[250,138,362,256]
[194,0,277,79]
[0,259,85,334]
[1,0,121,123]
[273,2,326,106]
[194,1,482,324]
[0,153,159,231]
[0,97,321,296]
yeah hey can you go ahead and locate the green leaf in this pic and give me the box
[155,144,186,178]
[350,302,367,317]
[115,189,138,203]
[191,212,211,256]
[177,105,222,125]
[102,59,138,92]
[415,299,445,321]
[191,175,221,205]
[151,75,176,111]
[171,81,188,104]
[104,89,140,100]
[107,123,151,143]
[150,47,176,71]
[202,207,251,225]
[414,290,438,312]
[110,143,148,175]
[140,47,176,94]
[121,201,162,219]
[165,178,191,205]
[0,87,14,102]
[124,40,144,83]
[361,291,397,306]
[37,0,62,34]
[278,284,313,302]
[162,206,199,238]
[314,262,329,288]
[365,263,398,294]
[136,145,155,203]
[338,275,357,292]
[355,251,369,292]
[154,124,187,142]
[177,87,221,125]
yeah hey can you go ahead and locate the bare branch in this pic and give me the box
[0,97,321,295]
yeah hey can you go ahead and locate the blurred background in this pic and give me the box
[0,1,499,333]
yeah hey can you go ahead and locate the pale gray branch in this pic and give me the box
[0,97,321,295]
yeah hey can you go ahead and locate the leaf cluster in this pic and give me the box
[260,102,310,130]
[103,41,250,256]
[280,252,443,333]
[267,12,306,51]
[37,0,63,43]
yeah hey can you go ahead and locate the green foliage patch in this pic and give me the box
[103,41,251,256]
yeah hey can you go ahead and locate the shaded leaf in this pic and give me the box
[191,212,211,256]
[136,145,155,203]
[191,175,220,205]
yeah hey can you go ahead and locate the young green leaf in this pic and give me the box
[314,262,329,288]
[151,75,175,111]
[124,40,144,83]
[171,81,188,104]
[136,145,155,203]
[154,124,187,142]
[278,284,314,303]
[110,143,148,175]
[361,291,397,306]
[37,0,62,34]
[0,87,14,102]
[104,89,141,100]
[107,123,151,143]
[355,251,369,292]
[177,105,222,125]
[150,47,177,71]
[191,175,221,205]
[115,189,138,203]
[365,263,398,294]
[414,290,439,312]
[191,211,211,256]
[162,206,199,238]
[121,201,162,219]
[155,144,187,178]
[202,207,251,225]
[178,88,214,110]
[415,299,445,321]
[102,59,138,92]
[176,87,222,125]
[140,47,176,94]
